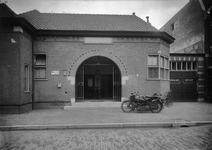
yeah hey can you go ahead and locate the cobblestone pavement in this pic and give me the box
[0,103,212,126]
[1,125,212,150]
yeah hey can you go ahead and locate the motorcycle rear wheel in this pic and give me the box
[121,100,134,113]
[150,101,163,113]
[165,99,173,107]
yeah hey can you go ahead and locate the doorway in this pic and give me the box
[170,71,197,102]
[84,67,113,99]
[75,56,121,101]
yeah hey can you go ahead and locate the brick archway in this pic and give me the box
[75,56,121,101]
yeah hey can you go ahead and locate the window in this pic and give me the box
[34,54,46,79]
[24,65,30,91]
[160,56,169,79]
[148,56,159,79]
[182,62,186,70]
[148,55,169,80]
[177,62,181,70]
[187,62,191,70]
[193,62,197,70]
[148,56,158,66]
[170,61,197,71]
[171,23,174,31]
[171,62,176,70]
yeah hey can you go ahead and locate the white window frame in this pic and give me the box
[147,54,169,80]
[160,56,169,80]
[34,53,47,80]
[147,55,159,79]
[24,64,30,92]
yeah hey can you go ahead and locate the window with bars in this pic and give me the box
[170,61,197,71]
[148,55,169,80]
[34,54,46,79]
[24,64,30,91]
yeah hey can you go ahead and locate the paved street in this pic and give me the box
[0,102,212,150]
[1,125,212,150]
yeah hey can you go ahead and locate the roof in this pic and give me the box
[0,3,17,17]
[18,10,158,32]
[0,4,174,43]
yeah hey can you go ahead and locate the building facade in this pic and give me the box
[0,4,174,113]
[160,0,212,102]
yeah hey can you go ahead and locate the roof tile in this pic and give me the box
[18,10,158,32]
[0,4,17,17]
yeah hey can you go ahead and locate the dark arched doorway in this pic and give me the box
[75,56,121,101]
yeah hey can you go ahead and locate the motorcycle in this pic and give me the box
[121,92,164,113]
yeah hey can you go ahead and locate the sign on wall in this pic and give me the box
[51,71,59,75]
[84,37,113,44]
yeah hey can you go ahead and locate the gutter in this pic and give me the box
[35,30,175,44]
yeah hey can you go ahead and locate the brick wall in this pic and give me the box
[0,33,21,105]
[20,33,32,109]
[33,37,170,106]
[0,30,171,112]
[160,0,204,53]
[0,25,33,113]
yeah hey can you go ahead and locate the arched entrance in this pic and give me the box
[75,56,121,101]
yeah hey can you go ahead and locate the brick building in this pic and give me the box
[0,4,174,113]
[160,0,212,102]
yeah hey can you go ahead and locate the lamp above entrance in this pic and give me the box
[95,70,100,74]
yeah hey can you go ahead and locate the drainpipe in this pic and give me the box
[205,2,212,101]
[32,36,35,109]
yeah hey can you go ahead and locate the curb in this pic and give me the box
[0,121,212,131]
[64,105,120,109]
[64,102,122,109]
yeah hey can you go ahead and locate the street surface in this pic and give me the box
[1,125,212,150]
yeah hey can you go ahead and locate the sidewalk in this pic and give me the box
[0,102,212,130]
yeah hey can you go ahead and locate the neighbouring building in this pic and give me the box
[0,3,175,113]
[160,0,212,102]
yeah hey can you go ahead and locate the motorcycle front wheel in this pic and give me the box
[121,100,134,113]
[150,101,163,113]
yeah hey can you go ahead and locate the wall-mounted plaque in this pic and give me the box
[51,71,59,75]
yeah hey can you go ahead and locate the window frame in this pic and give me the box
[147,54,169,80]
[170,61,197,71]
[34,53,47,80]
[148,55,159,79]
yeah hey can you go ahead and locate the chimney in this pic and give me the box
[146,16,149,23]
[132,12,135,15]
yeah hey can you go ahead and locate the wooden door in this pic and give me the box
[182,72,197,101]
[170,71,197,102]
